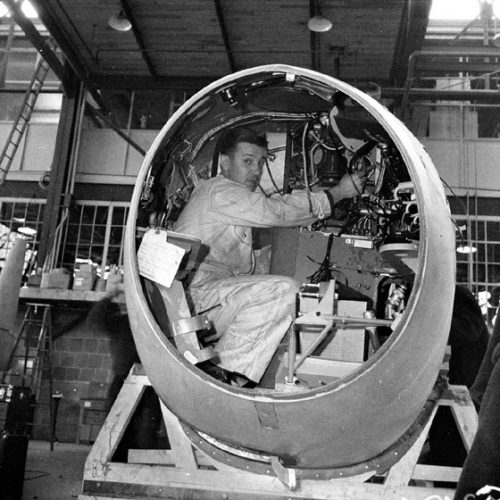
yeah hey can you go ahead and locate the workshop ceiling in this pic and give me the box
[29,0,432,90]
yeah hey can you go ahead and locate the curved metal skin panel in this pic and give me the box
[124,65,456,472]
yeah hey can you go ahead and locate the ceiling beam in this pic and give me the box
[383,87,500,102]
[406,48,500,84]
[86,105,146,155]
[88,74,214,90]
[414,60,500,74]
[309,0,321,71]
[2,0,66,82]
[25,0,105,109]
[28,0,91,88]
[411,45,500,56]
[214,0,236,73]
[119,0,158,78]
[390,0,433,87]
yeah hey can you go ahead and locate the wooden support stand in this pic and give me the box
[79,364,478,500]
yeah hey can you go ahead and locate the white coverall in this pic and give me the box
[174,175,332,382]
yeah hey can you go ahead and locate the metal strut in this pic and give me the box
[0,38,57,185]
[1,302,56,450]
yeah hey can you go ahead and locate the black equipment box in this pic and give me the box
[0,385,32,435]
[0,432,29,500]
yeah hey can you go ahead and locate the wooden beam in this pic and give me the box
[82,461,456,500]
[82,368,474,500]
[2,0,65,82]
[214,0,236,73]
[390,0,433,87]
[86,105,146,156]
[119,0,158,78]
[14,0,105,108]
[30,0,96,78]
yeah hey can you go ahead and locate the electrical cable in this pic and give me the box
[301,121,313,212]
[308,233,334,284]
[264,157,284,195]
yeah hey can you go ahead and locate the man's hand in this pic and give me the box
[328,171,366,205]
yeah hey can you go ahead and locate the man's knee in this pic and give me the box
[271,276,300,301]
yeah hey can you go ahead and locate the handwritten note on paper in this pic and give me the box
[137,229,186,288]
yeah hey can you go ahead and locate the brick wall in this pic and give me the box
[31,299,138,443]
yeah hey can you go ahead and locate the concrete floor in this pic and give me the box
[22,440,91,500]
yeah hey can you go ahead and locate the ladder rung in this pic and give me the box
[0,54,50,182]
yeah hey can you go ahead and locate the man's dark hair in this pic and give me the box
[217,127,268,155]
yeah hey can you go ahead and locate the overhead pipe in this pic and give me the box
[119,0,158,78]
[383,87,500,102]
[401,47,500,111]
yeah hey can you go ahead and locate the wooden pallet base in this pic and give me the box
[79,364,478,500]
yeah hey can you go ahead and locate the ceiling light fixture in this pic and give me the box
[456,244,477,254]
[108,10,132,32]
[455,223,477,254]
[308,0,332,33]
[17,226,37,237]
[307,14,332,32]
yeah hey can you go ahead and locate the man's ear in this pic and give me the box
[219,154,230,175]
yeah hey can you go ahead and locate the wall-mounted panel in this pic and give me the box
[76,129,128,176]
[22,124,58,173]
[420,138,463,188]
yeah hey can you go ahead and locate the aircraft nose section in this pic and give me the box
[124,64,455,473]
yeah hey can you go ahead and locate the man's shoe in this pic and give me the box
[197,360,231,384]
[230,373,257,388]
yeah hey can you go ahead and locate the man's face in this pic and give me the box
[220,141,267,192]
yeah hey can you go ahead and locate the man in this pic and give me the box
[427,285,489,467]
[453,307,500,499]
[174,127,365,386]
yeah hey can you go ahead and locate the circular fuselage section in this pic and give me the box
[124,65,455,472]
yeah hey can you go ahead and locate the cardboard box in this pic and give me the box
[72,271,96,291]
[78,263,95,273]
[40,268,71,289]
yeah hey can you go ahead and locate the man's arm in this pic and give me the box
[208,172,366,228]
[325,171,366,208]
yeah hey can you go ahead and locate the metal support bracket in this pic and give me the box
[270,456,297,490]
[171,315,211,337]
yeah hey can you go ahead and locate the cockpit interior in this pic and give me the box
[135,68,423,393]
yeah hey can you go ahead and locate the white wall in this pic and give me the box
[421,138,500,197]
[74,129,158,185]
[3,120,500,196]
[0,122,58,181]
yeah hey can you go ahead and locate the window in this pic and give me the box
[455,216,500,323]
[58,201,130,276]
[0,197,45,277]
[82,89,193,131]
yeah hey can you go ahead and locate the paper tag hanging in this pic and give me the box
[137,229,186,288]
